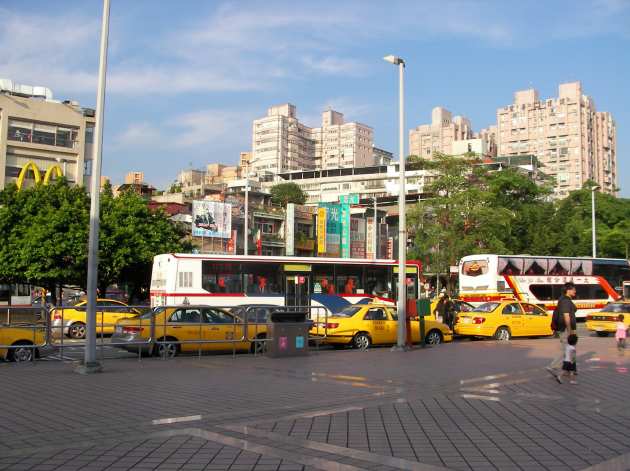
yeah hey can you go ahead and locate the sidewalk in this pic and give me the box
[1,333,629,470]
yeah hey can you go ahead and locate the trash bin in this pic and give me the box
[266,310,310,358]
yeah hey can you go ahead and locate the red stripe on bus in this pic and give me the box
[150,292,246,297]
[503,276,522,301]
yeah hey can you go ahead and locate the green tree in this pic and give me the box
[0,180,89,304]
[98,187,189,301]
[550,185,630,257]
[408,153,512,291]
[269,182,306,206]
[483,168,555,254]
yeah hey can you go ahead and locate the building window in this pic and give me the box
[7,119,78,148]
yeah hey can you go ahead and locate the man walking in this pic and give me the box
[546,282,577,383]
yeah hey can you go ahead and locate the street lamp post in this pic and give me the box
[78,0,110,374]
[244,164,249,256]
[384,54,406,349]
[372,197,378,259]
[591,184,600,258]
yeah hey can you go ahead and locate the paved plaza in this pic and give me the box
[2,329,630,471]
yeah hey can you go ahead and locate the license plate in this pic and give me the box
[461,318,471,324]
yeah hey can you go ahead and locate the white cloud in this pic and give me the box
[114,109,254,150]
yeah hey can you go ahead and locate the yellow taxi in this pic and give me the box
[586,301,630,337]
[310,303,453,348]
[0,324,48,362]
[51,299,141,339]
[111,305,268,357]
[455,300,552,340]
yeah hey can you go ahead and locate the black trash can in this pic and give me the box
[266,310,310,358]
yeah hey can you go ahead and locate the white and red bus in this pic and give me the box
[150,254,421,314]
[458,254,630,319]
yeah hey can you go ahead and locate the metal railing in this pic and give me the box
[1,303,329,364]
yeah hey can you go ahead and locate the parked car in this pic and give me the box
[112,305,269,357]
[310,303,452,349]
[50,299,142,339]
[585,301,630,336]
[454,300,552,341]
[0,324,52,362]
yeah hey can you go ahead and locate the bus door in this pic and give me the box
[283,264,311,309]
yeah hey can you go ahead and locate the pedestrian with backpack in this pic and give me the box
[546,281,577,383]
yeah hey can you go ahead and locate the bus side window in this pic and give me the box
[201,261,242,294]
[242,263,282,295]
[336,265,364,295]
[365,267,389,297]
[313,265,335,295]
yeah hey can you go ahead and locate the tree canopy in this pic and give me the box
[406,153,630,286]
[0,181,189,303]
[269,182,307,206]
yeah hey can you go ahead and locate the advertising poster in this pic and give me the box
[317,207,327,254]
[350,218,366,259]
[340,203,351,258]
[285,203,295,256]
[192,201,232,238]
[318,203,341,257]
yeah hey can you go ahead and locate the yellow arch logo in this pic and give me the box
[16,161,64,189]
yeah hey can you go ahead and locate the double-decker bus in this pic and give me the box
[150,254,421,314]
[458,254,630,319]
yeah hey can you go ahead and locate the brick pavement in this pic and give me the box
[1,331,629,470]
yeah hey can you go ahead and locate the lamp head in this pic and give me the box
[383,55,405,66]
[591,185,601,191]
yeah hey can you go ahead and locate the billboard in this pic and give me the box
[192,201,231,238]
[319,203,341,257]
[285,203,295,256]
[317,207,327,254]
[340,203,350,258]
[350,218,366,259]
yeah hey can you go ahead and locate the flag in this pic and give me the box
[256,229,262,255]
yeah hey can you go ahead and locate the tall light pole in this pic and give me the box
[244,163,249,256]
[78,0,110,374]
[384,54,406,349]
[591,184,600,258]
[372,196,378,259]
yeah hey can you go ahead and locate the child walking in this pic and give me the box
[616,314,627,350]
[560,334,578,385]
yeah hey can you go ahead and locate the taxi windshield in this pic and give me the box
[334,306,363,317]
[601,303,630,313]
[472,302,501,313]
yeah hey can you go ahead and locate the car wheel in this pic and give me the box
[425,330,443,345]
[353,332,371,350]
[250,334,267,354]
[68,322,86,339]
[494,326,511,341]
[8,343,36,363]
[155,338,179,358]
[596,331,609,337]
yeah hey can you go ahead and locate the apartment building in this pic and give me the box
[409,107,474,158]
[0,79,95,190]
[251,104,316,175]
[313,109,374,169]
[124,171,144,185]
[497,81,617,196]
[250,104,378,175]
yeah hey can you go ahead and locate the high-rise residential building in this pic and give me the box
[251,104,316,175]
[124,171,144,185]
[409,107,474,158]
[313,109,374,169]
[496,81,617,197]
[250,104,377,175]
[0,79,95,190]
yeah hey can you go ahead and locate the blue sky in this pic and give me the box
[2,0,629,195]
